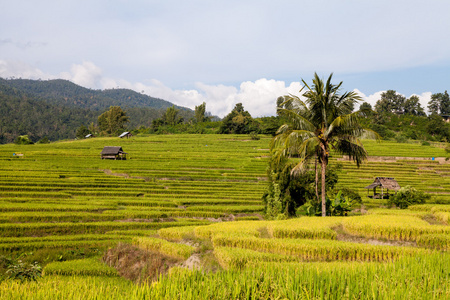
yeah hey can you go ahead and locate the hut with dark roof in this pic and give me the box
[100,146,127,160]
[365,177,400,199]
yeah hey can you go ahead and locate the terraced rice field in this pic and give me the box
[0,135,449,299]
[334,140,450,206]
[0,135,269,257]
[1,209,448,299]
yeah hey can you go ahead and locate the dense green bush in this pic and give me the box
[37,137,50,144]
[14,135,33,145]
[387,186,431,209]
[263,156,339,218]
[395,134,408,143]
[296,188,360,217]
[370,124,395,140]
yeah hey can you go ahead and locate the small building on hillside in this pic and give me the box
[364,177,400,199]
[85,134,94,138]
[119,132,132,139]
[100,146,127,160]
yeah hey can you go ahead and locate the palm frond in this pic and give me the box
[290,136,320,177]
[333,137,368,167]
[361,128,382,141]
[325,111,362,137]
[290,158,310,177]
[276,108,316,132]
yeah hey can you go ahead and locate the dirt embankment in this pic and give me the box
[333,224,416,247]
[103,243,181,284]
[338,156,448,163]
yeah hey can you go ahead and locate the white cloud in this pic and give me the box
[0,59,436,117]
[234,79,303,117]
[0,60,51,80]
[60,61,103,89]
[354,89,385,108]
[99,76,301,117]
[194,83,238,117]
[413,92,432,114]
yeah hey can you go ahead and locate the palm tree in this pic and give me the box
[272,73,378,216]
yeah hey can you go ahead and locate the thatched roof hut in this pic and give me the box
[365,177,400,199]
[100,146,127,160]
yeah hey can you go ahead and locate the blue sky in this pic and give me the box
[1,0,450,117]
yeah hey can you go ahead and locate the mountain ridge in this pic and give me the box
[0,78,190,111]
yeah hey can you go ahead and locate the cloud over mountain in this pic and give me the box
[0,60,435,117]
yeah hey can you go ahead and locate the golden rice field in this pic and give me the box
[0,135,449,299]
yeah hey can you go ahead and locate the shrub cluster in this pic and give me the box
[387,186,431,209]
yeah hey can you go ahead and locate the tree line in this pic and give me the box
[361,90,450,142]
[2,76,450,144]
[108,88,450,144]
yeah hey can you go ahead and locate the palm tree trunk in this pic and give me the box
[315,155,319,202]
[321,155,326,217]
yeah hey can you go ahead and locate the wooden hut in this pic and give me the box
[100,146,127,160]
[365,177,400,199]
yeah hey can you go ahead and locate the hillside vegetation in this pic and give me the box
[0,78,194,143]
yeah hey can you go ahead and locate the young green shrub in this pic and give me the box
[6,259,42,282]
[249,132,260,140]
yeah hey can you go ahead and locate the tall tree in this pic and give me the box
[194,102,208,123]
[404,95,425,116]
[75,125,90,139]
[162,106,183,126]
[219,103,257,134]
[374,90,406,114]
[272,73,379,216]
[98,106,129,135]
[428,91,450,115]
[359,102,373,115]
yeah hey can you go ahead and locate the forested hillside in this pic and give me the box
[0,88,97,143]
[0,78,194,143]
[0,78,182,111]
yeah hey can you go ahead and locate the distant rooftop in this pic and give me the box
[119,132,130,138]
